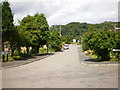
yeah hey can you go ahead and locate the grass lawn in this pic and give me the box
[2,48,56,62]
[39,48,55,54]
[88,53,119,62]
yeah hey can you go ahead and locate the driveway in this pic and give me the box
[2,45,118,88]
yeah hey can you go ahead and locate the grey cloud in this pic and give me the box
[10,1,66,24]
[9,0,118,26]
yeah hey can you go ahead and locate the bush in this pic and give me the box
[84,50,94,55]
[82,30,118,61]
[39,48,46,54]
[14,50,19,56]
[114,52,120,61]
[49,30,62,52]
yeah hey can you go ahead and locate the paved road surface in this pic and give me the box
[2,45,118,88]
[2,53,52,69]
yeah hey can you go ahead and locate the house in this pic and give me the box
[114,28,120,31]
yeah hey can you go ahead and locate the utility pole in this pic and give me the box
[46,27,50,54]
[59,26,62,36]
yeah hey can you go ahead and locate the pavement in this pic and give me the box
[2,53,55,69]
[2,45,118,88]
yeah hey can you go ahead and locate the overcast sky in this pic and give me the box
[6,0,119,26]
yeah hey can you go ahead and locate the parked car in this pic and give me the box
[63,44,69,50]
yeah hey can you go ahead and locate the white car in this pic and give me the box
[63,44,69,50]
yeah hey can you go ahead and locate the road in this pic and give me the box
[2,45,118,88]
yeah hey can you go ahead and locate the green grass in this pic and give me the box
[48,48,55,52]
[2,53,32,62]
[12,56,22,60]
[39,48,46,54]
[88,53,119,62]
[2,48,56,62]
[88,54,97,59]
[39,48,55,54]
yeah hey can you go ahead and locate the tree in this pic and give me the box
[0,3,2,57]
[2,1,15,42]
[18,13,49,54]
[2,1,16,60]
[49,30,62,51]
[34,13,49,53]
[51,22,117,42]
[61,35,73,44]
[82,30,118,61]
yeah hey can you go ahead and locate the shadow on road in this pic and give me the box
[35,53,55,56]
[2,52,55,68]
[84,58,98,62]
[13,53,55,61]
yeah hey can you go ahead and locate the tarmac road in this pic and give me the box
[2,45,118,88]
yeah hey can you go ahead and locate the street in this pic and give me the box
[2,45,118,88]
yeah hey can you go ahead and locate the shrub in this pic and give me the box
[82,30,118,61]
[84,50,94,55]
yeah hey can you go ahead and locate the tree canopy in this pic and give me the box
[50,21,117,44]
[18,13,49,53]
[2,1,15,43]
[82,29,119,61]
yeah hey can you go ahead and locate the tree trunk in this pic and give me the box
[32,46,37,54]
[11,49,14,57]
[26,46,29,54]
[46,44,49,54]
[17,47,21,55]
[32,46,39,54]
[2,44,5,62]
[36,46,39,54]
[6,54,8,62]
[2,55,5,62]
[10,44,15,57]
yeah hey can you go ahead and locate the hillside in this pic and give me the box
[50,21,117,38]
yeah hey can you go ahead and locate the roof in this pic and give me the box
[3,41,10,44]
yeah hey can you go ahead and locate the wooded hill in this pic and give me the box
[50,21,117,39]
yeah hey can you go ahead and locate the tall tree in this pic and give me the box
[19,13,49,54]
[34,13,49,53]
[0,3,2,57]
[49,30,62,51]
[2,1,15,42]
[2,1,15,59]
